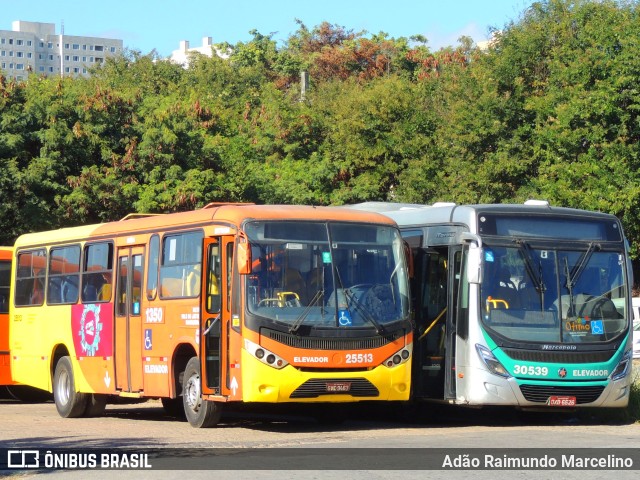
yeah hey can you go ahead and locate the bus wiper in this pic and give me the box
[567,242,599,289]
[563,257,575,317]
[562,242,599,319]
[516,239,546,308]
[289,289,324,334]
[343,287,386,336]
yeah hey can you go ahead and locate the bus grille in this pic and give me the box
[502,349,614,364]
[264,329,399,350]
[290,378,379,398]
[519,384,605,404]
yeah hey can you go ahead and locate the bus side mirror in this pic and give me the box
[467,244,482,284]
[237,242,251,275]
[460,232,482,284]
[403,241,414,279]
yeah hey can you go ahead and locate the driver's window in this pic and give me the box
[206,242,221,313]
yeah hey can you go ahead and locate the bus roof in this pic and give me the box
[15,204,397,248]
[0,247,11,260]
[347,201,620,229]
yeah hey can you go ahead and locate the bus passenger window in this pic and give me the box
[146,235,159,300]
[15,249,46,307]
[159,231,203,299]
[82,242,113,303]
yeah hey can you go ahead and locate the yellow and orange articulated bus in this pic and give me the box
[9,204,413,427]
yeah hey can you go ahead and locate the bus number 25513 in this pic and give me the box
[346,353,373,364]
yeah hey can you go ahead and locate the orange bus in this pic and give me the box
[0,247,13,389]
[10,204,412,427]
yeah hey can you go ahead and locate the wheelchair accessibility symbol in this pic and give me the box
[144,329,152,350]
[338,309,352,326]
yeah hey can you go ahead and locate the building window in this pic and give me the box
[16,39,23,46]
[82,56,86,62]
[27,53,32,58]
[48,54,54,60]
[9,39,14,45]
[16,52,23,58]
[82,68,87,74]
[65,55,69,61]
[0,51,4,57]
[0,39,4,44]
[27,40,32,46]
[65,67,70,73]
[9,51,13,57]
[39,41,44,47]
[82,44,87,50]
[47,42,53,48]
[1,63,5,69]
[48,66,54,72]
[39,66,44,72]
[64,43,69,49]
[95,45,103,52]
[72,44,79,50]
[110,46,116,53]
[16,64,24,70]
[73,67,79,73]
[73,56,79,61]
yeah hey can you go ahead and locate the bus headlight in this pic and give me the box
[610,350,632,381]
[244,339,289,370]
[476,344,511,378]
[384,344,412,368]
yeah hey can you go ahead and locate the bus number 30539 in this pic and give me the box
[513,365,549,376]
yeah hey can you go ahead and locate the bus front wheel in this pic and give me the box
[53,356,88,418]
[182,357,222,428]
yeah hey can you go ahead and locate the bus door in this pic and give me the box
[443,248,462,400]
[413,246,461,400]
[115,246,145,393]
[200,236,234,397]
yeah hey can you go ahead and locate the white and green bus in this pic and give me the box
[350,201,634,409]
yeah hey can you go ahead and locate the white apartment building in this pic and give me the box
[0,21,123,80]
[169,37,229,67]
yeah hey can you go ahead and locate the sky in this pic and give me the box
[1,0,533,57]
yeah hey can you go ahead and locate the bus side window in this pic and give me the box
[15,249,46,307]
[82,242,113,303]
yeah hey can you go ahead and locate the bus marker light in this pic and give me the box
[255,349,265,359]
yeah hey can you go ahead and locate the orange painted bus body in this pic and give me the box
[0,247,13,385]
[10,204,413,424]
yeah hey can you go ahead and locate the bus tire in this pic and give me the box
[182,357,221,428]
[84,394,108,417]
[53,356,88,418]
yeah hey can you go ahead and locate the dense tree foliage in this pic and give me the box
[2,0,640,275]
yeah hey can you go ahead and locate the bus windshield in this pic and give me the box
[244,221,410,331]
[481,243,628,344]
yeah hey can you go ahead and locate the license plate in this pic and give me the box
[547,395,576,407]
[326,382,351,393]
